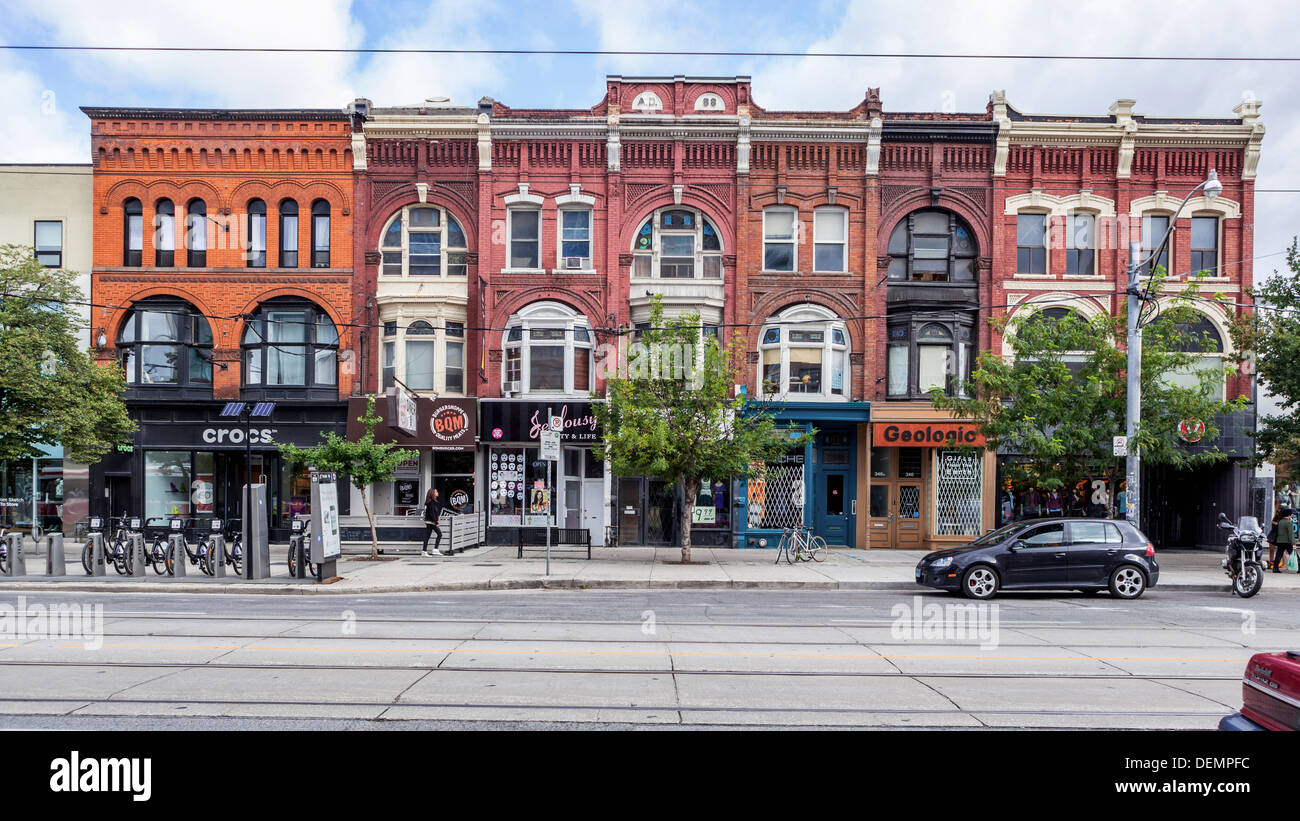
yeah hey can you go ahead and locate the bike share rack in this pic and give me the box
[168,522,186,577]
[46,532,64,576]
[289,518,308,579]
[3,532,24,577]
[129,532,147,578]
[87,521,107,577]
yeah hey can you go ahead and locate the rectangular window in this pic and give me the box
[632,255,651,278]
[510,209,540,269]
[408,230,441,276]
[382,341,395,390]
[761,348,781,394]
[446,341,464,393]
[314,348,336,386]
[529,345,565,391]
[1190,216,1218,276]
[789,348,822,393]
[660,234,695,278]
[34,220,62,267]
[918,345,949,394]
[1065,214,1095,276]
[405,339,435,390]
[560,209,591,264]
[763,209,796,271]
[934,451,983,537]
[813,209,847,272]
[312,215,330,268]
[1016,214,1046,274]
[248,211,266,268]
[1140,215,1170,275]
[126,213,143,267]
[887,344,909,397]
[573,349,590,392]
[145,451,191,522]
[280,214,298,267]
[506,347,521,384]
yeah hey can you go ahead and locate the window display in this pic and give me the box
[489,447,553,527]
[145,451,191,521]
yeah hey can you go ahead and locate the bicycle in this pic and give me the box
[287,519,317,579]
[0,527,8,574]
[144,518,172,575]
[775,526,827,564]
[163,519,216,577]
[214,518,243,576]
[82,515,133,575]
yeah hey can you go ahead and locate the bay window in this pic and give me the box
[630,208,723,279]
[116,297,213,397]
[502,302,594,396]
[886,208,978,283]
[886,313,974,399]
[242,299,338,399]
[756,305,849,400]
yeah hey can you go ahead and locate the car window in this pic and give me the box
[1070,522,1108,544]
[1021,523,1064,547]
[1104,523,1123,544]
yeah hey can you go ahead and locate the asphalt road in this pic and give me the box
[1,587,1295,729]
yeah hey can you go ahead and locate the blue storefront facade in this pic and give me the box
[735,400,871,549]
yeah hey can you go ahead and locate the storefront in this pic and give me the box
[0,444,68,535]
[342,395,477,543]
[736,400,871,549]
[88,401,347,541]
[481,399,607,546]
[868,407,995,550]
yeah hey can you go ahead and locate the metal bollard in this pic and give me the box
[129,533,147,577]
[4,532,25,576]
[89,532,106,577]
[211,534,226,578]
[168,533,186,578]
[46,533,64,576]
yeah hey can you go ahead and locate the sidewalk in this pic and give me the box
[2,538,1298,595]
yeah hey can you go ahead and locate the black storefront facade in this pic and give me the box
[90,401,348,542]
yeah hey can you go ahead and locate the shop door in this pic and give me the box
[582,480,604,546]
[815,469,852,547]
[563,479,582,529]
[106,475,132,520]
[618,478,642,545]
[646,480,675,545]
[868,483,892,546]
[866,482,924,548]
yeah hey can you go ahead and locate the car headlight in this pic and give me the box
[929,556,953,569]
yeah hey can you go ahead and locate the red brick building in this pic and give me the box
[82,107,357,537]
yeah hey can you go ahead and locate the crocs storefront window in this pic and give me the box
[116,297,214,400]
[241,299,339,400]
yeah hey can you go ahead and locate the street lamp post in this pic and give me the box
[1123,169,1222,529]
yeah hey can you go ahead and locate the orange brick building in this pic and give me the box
[82,107,358,536]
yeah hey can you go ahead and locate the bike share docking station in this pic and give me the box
[3,531,24,577]
[242,483,271,580]
[87,518,107,577]
[308,472,341,581]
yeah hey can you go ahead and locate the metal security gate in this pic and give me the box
[934,451,982,537]
[748,463,804,530]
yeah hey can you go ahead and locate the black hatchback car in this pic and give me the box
[915,518,1160,600]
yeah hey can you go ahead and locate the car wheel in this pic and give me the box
[1109,565,1146,599]
[961,565,999,600]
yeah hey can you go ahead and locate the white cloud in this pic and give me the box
[0,51,88,162]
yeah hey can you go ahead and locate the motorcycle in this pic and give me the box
[1218,512,1264,598]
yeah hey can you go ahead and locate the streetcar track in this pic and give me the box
[0,658,1242,679]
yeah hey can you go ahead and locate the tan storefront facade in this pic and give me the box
[866,404,996,550]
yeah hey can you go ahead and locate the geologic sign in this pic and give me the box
[872,422,985,447]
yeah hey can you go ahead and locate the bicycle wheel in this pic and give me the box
[82,541,94,575]
[287,541,298,577]
[808,536,828,562]
[151,539,168,575]
[198,541,215,576]
[112,541,129,575]
[164,542,176,576]
[0,545,9,575]
[228,543,243,576]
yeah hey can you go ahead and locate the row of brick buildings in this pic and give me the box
[30,75,1264,550]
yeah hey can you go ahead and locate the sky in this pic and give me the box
[1,0,1297,281]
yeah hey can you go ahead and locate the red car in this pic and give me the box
[1220,650,1300,730]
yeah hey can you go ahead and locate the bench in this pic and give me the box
[517,527,591,560]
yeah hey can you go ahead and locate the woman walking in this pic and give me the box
[1270,504,1295,573]
[421,488,452,557]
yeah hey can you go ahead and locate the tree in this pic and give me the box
[934,274,1248,512]
[0,244,135,464]
[276,396,416,560]
[1231,239,1300,475]
[592,296,805,563]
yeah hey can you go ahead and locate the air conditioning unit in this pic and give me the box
[505,380,521,395]
[564,256,584,269]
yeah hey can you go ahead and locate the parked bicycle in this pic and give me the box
[214,518,243,576]
[82,515,135,575]
[163,518,216,577]
[0,527,8,575]
[775,526,826,564]
[287,518,317,579]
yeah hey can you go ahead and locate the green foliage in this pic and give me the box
[592,295,804,559]
[0,244,135,464]
[934,269,1247,494]
[277,395,416,559]
[1231,239,1300,473]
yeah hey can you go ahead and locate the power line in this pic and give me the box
[3,45,1300,62]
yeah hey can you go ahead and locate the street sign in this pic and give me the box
[549,414,563,433]
[540,429,561,461]
[1113,436,1128,457]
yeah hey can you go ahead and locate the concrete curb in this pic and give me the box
[0,578,1253,595]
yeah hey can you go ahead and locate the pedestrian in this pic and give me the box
[1270,504,1295,573]
[421,488,453,557]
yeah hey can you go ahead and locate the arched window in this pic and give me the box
[378,205,468,277]
[153,199,174,267]
[123,198,143,267]
[502,302,594,396]
[631,208,723,279]
[185,199,207,267]
[1165,313,1227,399]
[310,199,330,268]
[116,297,213,397]
[241,299,338,399]
[887,312,975,399]
[247,199,266,268]
[757,305,849,401]
[278,199,298,267]
[886,208,978,283]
